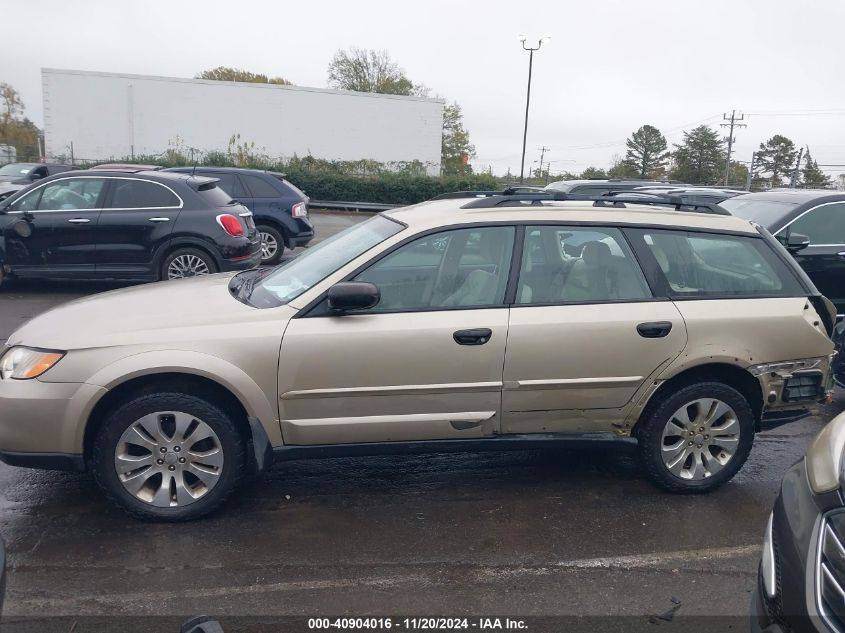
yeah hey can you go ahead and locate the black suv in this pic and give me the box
[165,167,314,264]
[0,168,261,286]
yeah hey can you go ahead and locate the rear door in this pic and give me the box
[3,176,106,276]
[95,177,181,278]
[502,225,687,433]
[776,201,845,314]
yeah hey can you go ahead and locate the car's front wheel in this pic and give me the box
[91,392,246,521]
[257,225,285,265]
[637,381,754,493]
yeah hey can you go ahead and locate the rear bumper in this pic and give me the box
[289,232,314,248]
[217,243,262,272]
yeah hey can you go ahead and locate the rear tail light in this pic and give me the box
[216,214,244,237]
[292,202,307,218]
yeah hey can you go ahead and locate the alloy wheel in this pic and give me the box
[114,411,225,507]
[660,398,740,480]
[167,254,210,279]
[259,231,279,261]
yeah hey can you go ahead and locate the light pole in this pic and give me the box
[518,35,549,184]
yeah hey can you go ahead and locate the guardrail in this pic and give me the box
[310,200,399,212]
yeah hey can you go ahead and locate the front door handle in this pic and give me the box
[67,218,90,224]
[453,328,493,346]
[837,251,845,259]
[637,321,673,338]
[148,217,170,223]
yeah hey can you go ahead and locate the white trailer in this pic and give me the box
[42,69,444,174]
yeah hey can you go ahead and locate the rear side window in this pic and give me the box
[634,229,804,297]
[196,184,233,207]
[781,202,845,245]
[241,174,281,198]
[108,179,180,208]
[208,172,247,198]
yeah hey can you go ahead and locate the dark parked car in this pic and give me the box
[544,178,690,196]
[720,190,845,315]
[633,186,746,205]
[0,162,76,184]
[165,167,313,264]
[0,167,261,287]
[752,410,845,633]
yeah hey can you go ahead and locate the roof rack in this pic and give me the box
[457,191,731,215]
[429,186,545,200]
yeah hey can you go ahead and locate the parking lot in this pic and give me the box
[0,211,842,630]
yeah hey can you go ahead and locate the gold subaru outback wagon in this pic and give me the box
[0,192,837,520]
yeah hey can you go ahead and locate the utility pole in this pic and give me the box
[790,147,804,189]
[720,110,746,186]
[745,152,755,191]
[537,146,550,182]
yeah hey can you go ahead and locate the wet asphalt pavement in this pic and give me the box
[0,212,843,629]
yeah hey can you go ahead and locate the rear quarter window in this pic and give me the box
[632,229,805,298]
[195,184,233,207]
[241,174,281,198]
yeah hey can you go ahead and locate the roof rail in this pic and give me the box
[429,186,546,201]
[458,191,731,215]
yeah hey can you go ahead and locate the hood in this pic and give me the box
[8,273,266,350]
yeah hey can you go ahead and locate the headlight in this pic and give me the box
[0,347,65,380]
[806,411,845,494]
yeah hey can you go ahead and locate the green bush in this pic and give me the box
[80,155,502,206]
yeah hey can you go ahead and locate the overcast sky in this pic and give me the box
[5,0,845,176]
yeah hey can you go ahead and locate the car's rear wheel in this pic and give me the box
[91,392,246,521]
[162,248,217,281]
[637,381,754,493]
[257,225,284,265]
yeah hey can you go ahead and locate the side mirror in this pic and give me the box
[786,232,810,253]
[327,282,380,313]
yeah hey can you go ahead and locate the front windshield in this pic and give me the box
[0,163,33,176]
[719,197,799,229]
[247,215,404,307]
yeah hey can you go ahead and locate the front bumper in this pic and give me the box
[0,376,104,464]
[754,459,845,632]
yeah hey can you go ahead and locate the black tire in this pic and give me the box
[637,381,755,494]
[257,225,285,265]
[160,247,217,281]
[91,392,246,521]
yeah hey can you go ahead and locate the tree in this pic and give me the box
[670,125,725,185]
[196,66,291,85]
[580,166,607,180]
[441,102,474,175]
[327,48,427,96]
[801,148,831,188]
[623,125,669,178]
[756,135,797,187]
[0,83,40,161]
[726,160,749,189]
[608,154,638,179]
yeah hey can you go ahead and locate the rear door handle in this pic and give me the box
[453,328,493,346]
[148,217,170,223]
[837,251,845,259]
[637,321,673,338]
[67,218,90,224]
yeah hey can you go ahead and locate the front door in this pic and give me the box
[95,177,181,278]
[779,201,845,314]
[277,225,516,445]
[3,176,106,276]
[502,225,687,433]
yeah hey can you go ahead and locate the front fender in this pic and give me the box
[82,350,282,448]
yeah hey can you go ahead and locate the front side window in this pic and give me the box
[23,178,106,210]
[354,226,515,311]
[780,203,845,245]
[516,226,651,304]
[637,229,804,297]
[108,179,180,208]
